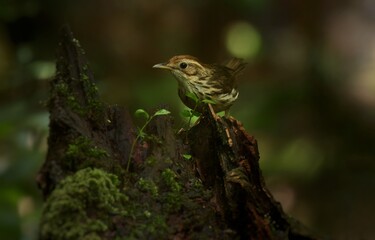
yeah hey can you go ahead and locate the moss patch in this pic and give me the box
[52,41,106,122]
[160,168,183,211]
[64,136,109,169]
[40,168,127,240]
[40,168,174,239]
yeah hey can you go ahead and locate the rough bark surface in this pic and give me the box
[37,26,319,240]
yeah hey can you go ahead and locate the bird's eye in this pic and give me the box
[179,62,188,69]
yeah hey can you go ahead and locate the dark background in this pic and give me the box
[1,0,374,239]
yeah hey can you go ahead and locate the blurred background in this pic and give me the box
[1,0,375,239]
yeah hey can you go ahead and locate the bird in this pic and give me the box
[153,55,246,116]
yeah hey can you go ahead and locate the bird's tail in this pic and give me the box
[225,58,246,75]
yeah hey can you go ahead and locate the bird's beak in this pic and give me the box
[152,63,171,70]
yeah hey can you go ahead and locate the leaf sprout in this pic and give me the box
[127,108,171,171]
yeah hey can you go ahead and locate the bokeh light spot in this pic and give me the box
[29,61,55,80]
[226,22,261,59]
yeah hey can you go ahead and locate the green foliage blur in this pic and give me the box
[1,0,375,239]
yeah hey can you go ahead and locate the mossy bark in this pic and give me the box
[37,26,320,240]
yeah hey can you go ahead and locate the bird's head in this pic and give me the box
[153,55,212,84]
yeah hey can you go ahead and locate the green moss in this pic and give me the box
[40,167,172,239]
[40,168,127,240]
[54,81,82,114]
[55,81,69,95]
[64,136,110,170]
[54,81,85,115]
[53,57,105,121]
[119,175,169,239]
[145,156,157,166]
[161,168,182,192]
[160,168,183,211]
[136,177,159,198]
[69,97,87,116]
[66,136,109,159]
[80,70,104,116]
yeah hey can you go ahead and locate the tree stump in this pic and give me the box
[36,26,319,240]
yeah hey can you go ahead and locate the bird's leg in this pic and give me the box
[208,104,220,121]
[207,104,234,147]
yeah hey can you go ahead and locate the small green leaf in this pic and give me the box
[180,109,192,118]
[202,99,217,104]
[191,110,201,117]
[135,109,150,120]
[182,154,192,160]
[153,109,171,116]
[138,131,146,138]
[186,92,199,103]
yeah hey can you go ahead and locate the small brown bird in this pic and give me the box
[153,55,246,116]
